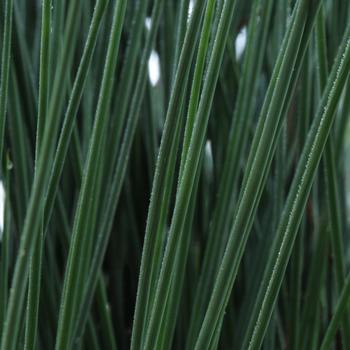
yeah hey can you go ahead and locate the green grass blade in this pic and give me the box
[143,0,240,347]
[3,1,350,348]
[248,20,350,350]
[24,1,51,349]
[70,0,165,343]
[187,1,274,344]
[316,6,350,347]
[320,272,350,350]
[55,1,127,348]
[0,1,89,348]
[44,0,109,240]
[130,1,207,348]
[0,156,12,335]
[0,0,13,170]
[151,0,216,346]
[193,1,320,347]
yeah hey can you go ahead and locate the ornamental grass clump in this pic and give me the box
[0,0,350,349]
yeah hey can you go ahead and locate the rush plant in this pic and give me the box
[0,0,350,349]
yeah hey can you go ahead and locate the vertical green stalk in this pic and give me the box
[248,21,350,350]
[187,1,273,344]
[24,1,51,349]
[0,1,93,349]
[153,0,216,346]
[143,0,239,348]
[131,1,207,348]
[43,0,109,234]
[55,1,127,348]
[172,0,190,79]
[0,156,11,335]
[316,6,350,348]
[0,0,13,170]
[320,272,350,350]
[194,1,322,348]
[72,0,165,343]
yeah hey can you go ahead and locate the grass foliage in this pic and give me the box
[0,0,350,349]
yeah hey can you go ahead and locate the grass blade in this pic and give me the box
[248,20,350,350]
[0,0,13,170]
[55,1,127,348]
[25,1,51,349]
